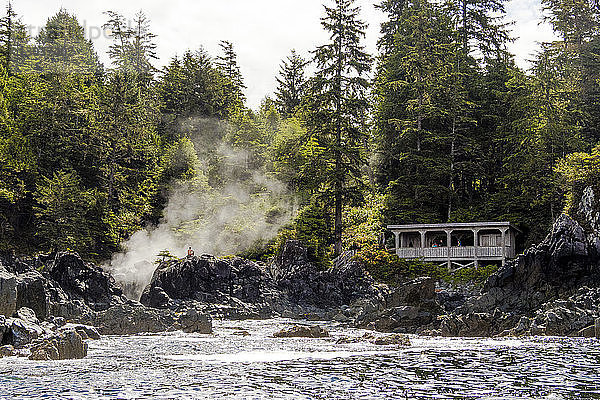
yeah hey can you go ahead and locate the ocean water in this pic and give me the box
[0,319,599,399]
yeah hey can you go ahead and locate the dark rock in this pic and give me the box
[0,345,15,357]
[372,333,411,346]
[270,241,376,309]
[441,189,600,337]
[578,325,596,338]
[29,330,87,360]
[353,277,441,333]
[440,313,497,337]
[0,315,5,342]
[176,308,212,334]
[50,316,66,328]
[141,240,379,322]
[0,269,17,317]
[45,252,125,312]
[64,324,101,340]
[81,303,212,336]
[87,303,175,335]
[386,277,436,307]
[596,318,600,339]
[233,330,250,336]
[141,286,172,309]
[5,318,45,347]
[273,325,329,338]
[16,271,49,320]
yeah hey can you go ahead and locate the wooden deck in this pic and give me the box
[388,221,520,269]
[396,246,505,260]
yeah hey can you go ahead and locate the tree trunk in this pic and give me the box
[333,4,343,257]
[448,116,456,221]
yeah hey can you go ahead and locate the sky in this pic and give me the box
[6,0,557,109]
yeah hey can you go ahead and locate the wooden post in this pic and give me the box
[394,232,400,254]
[446,230,452,269]
[596,318,600,339]
[420,231,426,248]
[501,228,508,266]
[473,228,479,269]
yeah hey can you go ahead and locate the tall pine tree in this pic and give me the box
[275,50,307,117]
[307,0,371,256]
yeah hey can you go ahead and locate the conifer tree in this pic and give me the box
[103,10,157,78]
[308,0,371,256]
[275,50,307,117]
[217,40,246,111]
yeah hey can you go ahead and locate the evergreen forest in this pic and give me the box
[1,0,600,276]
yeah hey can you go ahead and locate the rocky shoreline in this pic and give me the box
[2,189,600,360]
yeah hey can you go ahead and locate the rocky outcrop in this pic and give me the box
[140,240,382,320]
[16,272,49,320]
[352,277,441,333]
[0,268,17,317]
[440,187,600,337]
[29,330,87,361]
[0,307,87,360]
[0,251,213,358]
[271,241,377,308]
[78,303,213,336]
[45,252,126,312]
[273,325,329,338]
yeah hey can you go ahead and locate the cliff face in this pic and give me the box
[140,240,382,319]
[439,187,600,337]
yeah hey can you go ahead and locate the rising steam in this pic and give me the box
[107,119,296,299]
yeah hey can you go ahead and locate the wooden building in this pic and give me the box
[387,222,521,269]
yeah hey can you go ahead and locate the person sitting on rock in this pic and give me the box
[187,247,195,257]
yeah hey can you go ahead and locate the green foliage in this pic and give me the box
[1,1,599,269]
[259,200,332,267]
[555,145,600,217]
[34,170,117,256]
[155,249,178,264]
[275,50,307,117]
[354,243,499,286]
[306,0,372,256]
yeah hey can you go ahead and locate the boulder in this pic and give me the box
[16,271,49,320]
[0,269,17,317]
[29,330,87,360]
[371,333,411,346]
[14,307,38,325]
[90,304,175,335]
[63,324,101,340]
[140,286,172,309]
[45,252,125,311]
[82,303,212,336]
[0,345,15,357]
[6,318,45,347]
[440,312,498,337]
[273,325,329,338]
[176,308,212,334]
[386,277,436,307]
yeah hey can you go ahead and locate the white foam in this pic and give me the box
[164,350,396,363]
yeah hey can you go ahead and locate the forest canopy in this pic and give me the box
[0,0,599,265]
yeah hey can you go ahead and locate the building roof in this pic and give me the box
[387,221,522,233]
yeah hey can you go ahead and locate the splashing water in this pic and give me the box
[1,320,599,399]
